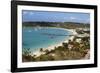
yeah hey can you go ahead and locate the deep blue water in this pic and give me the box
[22,27,72,52]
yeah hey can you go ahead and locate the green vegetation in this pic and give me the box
[22,48,36,62]
[23,22,90,29]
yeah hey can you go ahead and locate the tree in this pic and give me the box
[62,42,68,48]
[23,48,31,56]
[40,48,43,52]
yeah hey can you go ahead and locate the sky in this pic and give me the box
[22,10,90,23]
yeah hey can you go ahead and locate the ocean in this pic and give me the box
[22,27,72,52]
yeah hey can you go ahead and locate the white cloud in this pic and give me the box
[70,16,76,20]
[86,18,90,22]
[29,12,34,15]
[63,17,67,19]
[23,11,35,15]
[23,11,28,15]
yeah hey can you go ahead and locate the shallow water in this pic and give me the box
[22,27,72,52]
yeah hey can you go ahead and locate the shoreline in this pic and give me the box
[31,27,77,57]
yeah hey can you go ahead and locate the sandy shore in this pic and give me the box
[31,28,77,57]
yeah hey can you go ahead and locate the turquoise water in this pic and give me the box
[22,27,72,52]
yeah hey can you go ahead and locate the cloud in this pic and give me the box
[29,12,34,15]
[23,11,35,15]
[63,17,67,19]
[70,16,76,20]
[86,18,90,22]
[23,11,28,15]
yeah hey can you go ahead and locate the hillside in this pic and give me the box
[22,22,90,29]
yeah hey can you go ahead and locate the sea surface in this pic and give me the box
[22,27,72,52]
